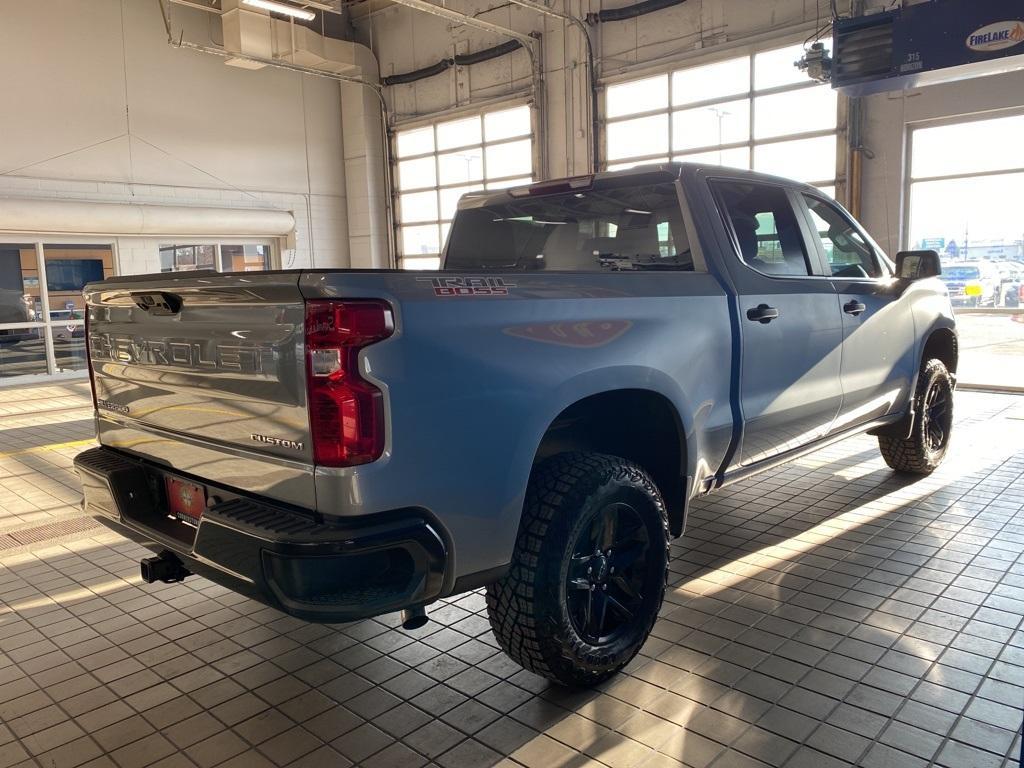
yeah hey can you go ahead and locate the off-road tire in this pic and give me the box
[879,358,954,474]
[486,452,669,687]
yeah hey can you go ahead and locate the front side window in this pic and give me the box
[803,195,881,279]
[445,181,692,272]
[713,181,810,277]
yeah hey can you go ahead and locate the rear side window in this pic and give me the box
[803,195,881,279]
[444,182,693,272]
[712,181,811,277]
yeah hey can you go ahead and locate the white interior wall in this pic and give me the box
[0,0,351,272]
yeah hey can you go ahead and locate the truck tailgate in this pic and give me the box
[85,271,314,508]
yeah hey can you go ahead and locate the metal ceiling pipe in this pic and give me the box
[502,0,597,173]
[384,0,539,56]
[167,0,221,14]
[383,0,545,175]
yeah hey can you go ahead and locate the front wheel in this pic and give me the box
[486,453,669,687]
[878,358,954,475]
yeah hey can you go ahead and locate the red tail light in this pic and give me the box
[305,300,394,467]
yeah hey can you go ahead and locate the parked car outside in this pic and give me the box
[995,261,1023,307]
[940,261,1000,307]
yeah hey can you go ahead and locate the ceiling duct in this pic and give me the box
[219,0,360,73]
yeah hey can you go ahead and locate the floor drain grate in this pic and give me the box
[0,517,104,551]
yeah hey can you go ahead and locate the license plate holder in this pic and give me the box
[165,475,206,527]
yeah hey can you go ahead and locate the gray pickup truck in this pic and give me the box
[75,163,956,686]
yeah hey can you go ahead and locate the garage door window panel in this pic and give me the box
[400,190,440,225]
[396,126,434,158]
[672,57,749,105]
[484,107,532,142]
[485,140,532,180]
[754,134,838,184]
[400,224,441,258]
[911,114,1024,180]
[672,99,750,153]
[606,74,668,118]
[605,42,839,192]
[607,115,670,161]
[755,87,837,140]
[436,116,483,151]
[393,105,535,269]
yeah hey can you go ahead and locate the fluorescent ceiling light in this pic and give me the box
[242,0,316,21]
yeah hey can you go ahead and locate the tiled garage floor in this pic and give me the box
[0,383,1021,768]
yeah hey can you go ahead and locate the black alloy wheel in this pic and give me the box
[565,502,651,645]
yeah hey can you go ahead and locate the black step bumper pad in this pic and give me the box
[74,446,447,623]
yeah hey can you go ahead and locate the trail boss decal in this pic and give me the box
[418,276,515,297]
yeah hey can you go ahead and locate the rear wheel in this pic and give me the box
[878,358,954,474]
[486,452,669,687]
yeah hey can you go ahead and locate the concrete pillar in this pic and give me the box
[342,45,392,269]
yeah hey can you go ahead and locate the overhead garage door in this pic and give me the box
[907,112,1024,391]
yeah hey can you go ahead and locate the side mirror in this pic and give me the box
[895,250,941,280]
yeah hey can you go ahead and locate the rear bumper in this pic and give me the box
[74,446,447,623]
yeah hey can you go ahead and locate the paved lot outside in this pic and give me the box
[955,312,1024,391]
[0,383,1021,768]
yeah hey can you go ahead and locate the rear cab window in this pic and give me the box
[443,180,693,272]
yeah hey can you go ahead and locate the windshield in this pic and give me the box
[943,266,980,280]
[443,181,692,272]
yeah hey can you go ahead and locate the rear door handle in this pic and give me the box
[843,300,867,316]
[746,304,780,324]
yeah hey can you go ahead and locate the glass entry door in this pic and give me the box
[0,242,114,383]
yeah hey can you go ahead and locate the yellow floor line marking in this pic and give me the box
[0,439,96,459]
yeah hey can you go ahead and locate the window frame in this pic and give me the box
[442,177,700,274]
[903,107,1024,255]
[0,237,117,385]
[392,102,538,269]
[710,177,825,281]
[600,38,844,195]
[157,240,277,274]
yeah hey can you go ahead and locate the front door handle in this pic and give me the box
[746,304,780,324]
[844,300,867,316]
